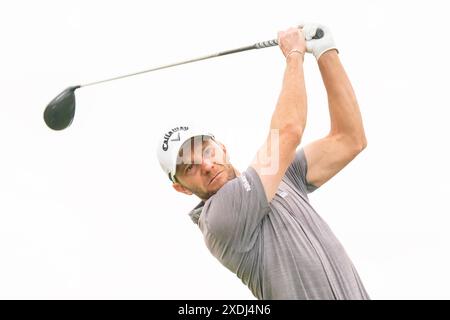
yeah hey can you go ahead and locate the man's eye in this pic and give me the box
[204,148,213,157]
[185,165,193,173]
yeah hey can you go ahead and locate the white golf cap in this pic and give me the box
[156,125,215,182]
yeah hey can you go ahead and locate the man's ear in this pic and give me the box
[221,143,227,154]
[172,182,193,195]
[219,142,230,163]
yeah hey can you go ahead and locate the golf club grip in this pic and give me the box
[255,39,278,49]
[255,27,324,49]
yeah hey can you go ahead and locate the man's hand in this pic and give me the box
[301,23,338,61]
[277,27,306,59]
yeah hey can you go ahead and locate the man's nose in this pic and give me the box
[200,157,215,173]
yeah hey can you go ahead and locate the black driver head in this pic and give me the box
[43,85,80,130]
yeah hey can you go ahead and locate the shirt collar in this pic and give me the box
[188,201,205,225]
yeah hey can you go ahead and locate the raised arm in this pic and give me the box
[302,24,367,188]
[251,27,307,201]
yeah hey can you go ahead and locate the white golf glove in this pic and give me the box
[301,23,339,61]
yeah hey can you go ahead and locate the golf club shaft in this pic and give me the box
[80,39,280,88]
[80,26,325,88]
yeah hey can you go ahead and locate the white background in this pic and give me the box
[1,0,449,299]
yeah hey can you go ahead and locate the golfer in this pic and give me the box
[157,23,369,300]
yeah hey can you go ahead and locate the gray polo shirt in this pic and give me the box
[188,148,369,300]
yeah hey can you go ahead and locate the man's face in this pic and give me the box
[172,136,237,200]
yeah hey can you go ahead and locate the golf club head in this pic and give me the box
[43,86,80,130]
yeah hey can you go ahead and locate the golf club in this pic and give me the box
[43,28,324,131]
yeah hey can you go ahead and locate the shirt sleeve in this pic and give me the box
[284,147,319,196]
[201,166,271,252]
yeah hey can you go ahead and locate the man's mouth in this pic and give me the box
[209,171,223,185]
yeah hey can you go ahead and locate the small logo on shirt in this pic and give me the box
[239,175,251,192]
[279,191,289,198]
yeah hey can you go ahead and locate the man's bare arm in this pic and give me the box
[251,27,307,201]
[304,50,367,188]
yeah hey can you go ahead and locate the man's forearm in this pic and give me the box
[318,51,367,146]
[270,53,307,137]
